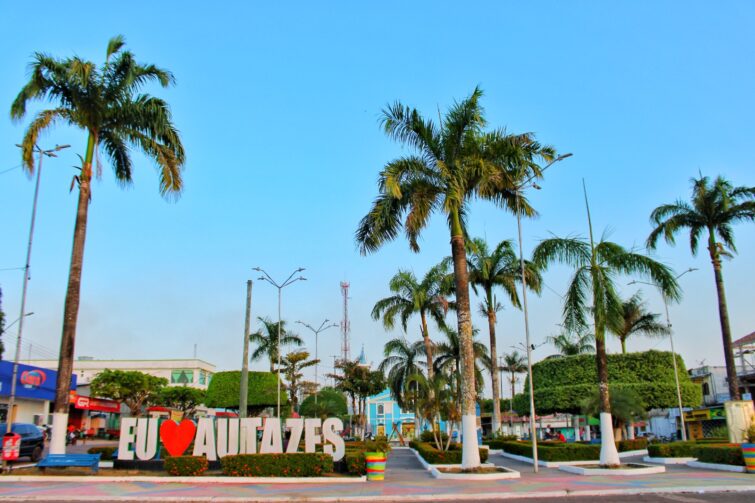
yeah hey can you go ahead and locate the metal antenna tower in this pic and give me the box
[340,281,351,362]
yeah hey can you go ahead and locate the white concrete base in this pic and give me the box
[618,449,648,458]
[500,451,596,468]
[559,463,666,476]
[430,465,520,480]
[687,460,747,473]
[643,456,697,465]
[49,412,68,455]
[0,475,367,484]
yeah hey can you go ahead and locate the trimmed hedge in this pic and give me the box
[344,451,366,475]
[420,430,449,443]
[205,370,287,410]
[647,441,697,458]
[341,437,391,475]
[617,438,648,451]
[221,453,333,477]
[409,441,489,464]
[500,441,600,462]
[163,456,209,476]
[87,446,117,459]
[694,445,744,466]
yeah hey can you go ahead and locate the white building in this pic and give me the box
[21,358,215,390]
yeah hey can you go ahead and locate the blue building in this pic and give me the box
[365,388,418,438]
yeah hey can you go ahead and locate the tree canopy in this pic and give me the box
[299,387,348,419]
[204,371,287,415]
[89,369,167,417]
[155,386,206,418]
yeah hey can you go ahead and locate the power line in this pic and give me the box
[0,165,22,175]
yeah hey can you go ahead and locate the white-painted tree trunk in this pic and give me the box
[574,416,581,441]
[627,422,635,440]
[599,412,621,466]
[585,423,592,441]
[460,414,480,469]
[50,412,68,455]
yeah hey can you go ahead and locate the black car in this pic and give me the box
[0,423,45,461]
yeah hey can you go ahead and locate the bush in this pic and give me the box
[87,446,116,459]
[499,441,600,462]
[344,451,366,475]
[485,436,520,449]
[647,441,697,458]
[163,456,209,476]
[693,445,745,466]
[695,437,728,444]
[420,430,449,443]
[617,438,648,451]
[221,453,333,477]
[409,441,488,464]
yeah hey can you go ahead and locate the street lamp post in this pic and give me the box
[254,267,306,418]
[4,144,68,463]
[629,267,697,441]
[296,319,338,405]
[512,153,572,472]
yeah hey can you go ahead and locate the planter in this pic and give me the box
[365,452,386,481]
[742,443,755,474]
[558,463,666,476]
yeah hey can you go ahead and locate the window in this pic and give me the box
[377,404,385,415]
[199,371,207,385]
[171,370,194,384]
[702,382,710,396]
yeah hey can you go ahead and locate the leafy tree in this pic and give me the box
[156,386,206,418]
[581,387,647,441]
[299,387,348,419]
[432,326,490,402]
[647,174,755,399]
[608,293,669,354]
[466,237,541,433]
[280,350,319,413]
[372,260,452,380]
[355,369,386,437]
[379,337,425,433]
[533,225,679,466]
[249,317,303,372]
[499,351,527,424]
[328,359,361,426]
[204,371,286,415]
[547,331,595,356]
[11,36,185,430]
[89,369,167,417]
[407,372,459,451]
[355,87,555,468]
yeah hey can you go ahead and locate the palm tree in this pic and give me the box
[499,351,527,429]
[355,88,552,468]
[372,261,452,380]
[11,36,185,450]
[379,337,425,435]
[466,237,541,434]
[433,326,490,411]
[533,223,679,466]
[249,317,303,372]
[608,293,669,354]
[547,331,595,356]
[647,175,755,400]
[407,372,460,451]
[280,350,319,413]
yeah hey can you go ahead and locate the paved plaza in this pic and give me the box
[1,448,754,502]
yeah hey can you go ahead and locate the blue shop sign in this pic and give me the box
[0,360,77,401]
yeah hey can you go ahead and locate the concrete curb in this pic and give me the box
[687,460,747,473]
[0,475,367,484]
[643,456,697,465]
[558,463,666,476]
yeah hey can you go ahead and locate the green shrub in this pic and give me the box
[420,430,449,443]
[695,437,728,444]
[499,441,600,461]
[409,441,488,464]
[344,451,366,475]
[163,456,209,476]
[617,438,648,451]
[693,445,744,466]
[221,453,333,477]
[87,446,116,459]
[647,441,697,458]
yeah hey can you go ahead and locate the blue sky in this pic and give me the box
[1,1,753,395]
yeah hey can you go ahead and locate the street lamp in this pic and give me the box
[512,152,572,472]
[629,267,697,441]
[253,267,306,418]
[296,319,338,405]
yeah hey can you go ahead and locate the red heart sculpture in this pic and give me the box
[160,419,197,457]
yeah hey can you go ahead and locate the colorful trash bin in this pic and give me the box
[365,452,386,481]
[743,443,755,474]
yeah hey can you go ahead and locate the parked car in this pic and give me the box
[0,423,45,461]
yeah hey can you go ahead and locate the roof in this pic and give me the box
[357,345,368,366]
[733,331,755,348]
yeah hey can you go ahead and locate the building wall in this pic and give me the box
[21,359,215,390]
[0,397,49,425]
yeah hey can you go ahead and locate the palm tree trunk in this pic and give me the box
[51,132,95,455]
[486,289,501,435]
[420,311,434,380]
[595,332,620,466]
[708,235,740,400]
[510,373,516,433]
[449,210,480,469]
[621,338,627,355]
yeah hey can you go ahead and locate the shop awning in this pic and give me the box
[72,394,120,413]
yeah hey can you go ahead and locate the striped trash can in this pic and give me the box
[743,444,755,474]
[365,452,386,481]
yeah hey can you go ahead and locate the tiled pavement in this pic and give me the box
[1,448,754,501]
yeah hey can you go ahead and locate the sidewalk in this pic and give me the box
[1,448,753,501]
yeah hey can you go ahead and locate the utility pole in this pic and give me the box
[239,280,252,418]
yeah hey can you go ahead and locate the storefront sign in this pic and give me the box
[72,394,120,413]
[0,361,76,401]
[117,417,346,461]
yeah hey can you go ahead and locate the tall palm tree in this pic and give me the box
[432,326,490,410]
[355,87,552,468]
[466,237,541,434]
[547,331,595,356]
[499,351,527,428]
[249,317,303,372]
[647,175,755,400]
[379,337,425,434]
[372,260,452,380]
[533,220,679,466]
[608,293,669,354]
[11,35,185,451]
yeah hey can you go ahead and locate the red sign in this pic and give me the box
[2,433,21,461]
[19,369,47,389]
[73,395,120,413]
